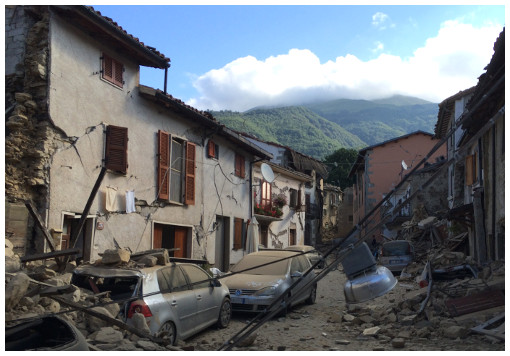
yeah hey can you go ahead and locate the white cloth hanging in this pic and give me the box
[105,186,118,212]
[126,190,136,213]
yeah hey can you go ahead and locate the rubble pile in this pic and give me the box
[5,243,183,351]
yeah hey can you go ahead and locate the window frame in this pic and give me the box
[261,180,272,209]
[157,130,196,205]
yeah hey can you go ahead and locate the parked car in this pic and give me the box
[71,262,231,345]
[378,240,414,273]
[5,316,89,351]
[284,245,325,268]
[221,250,317,314]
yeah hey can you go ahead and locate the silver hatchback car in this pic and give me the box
[378,240,414,273]
[72,262,231,345]
[221,250,317,314]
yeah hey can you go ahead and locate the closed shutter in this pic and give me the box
[158,130,170,200]
[234,218,243,250]
[207,140,216,158]
[105,125,128,174]
[102,53,124,88]
[235,154,245,178]
[465,155,474,186]
[184,142,196,205]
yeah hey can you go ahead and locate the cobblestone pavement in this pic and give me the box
[181,265,505,351]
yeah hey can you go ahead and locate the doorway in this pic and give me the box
[62,213,94,262]
[215,216,230,271]
[153,223,189,258]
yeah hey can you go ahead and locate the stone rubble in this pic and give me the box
[4,212,506,352]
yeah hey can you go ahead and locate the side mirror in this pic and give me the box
[210,278,222,288]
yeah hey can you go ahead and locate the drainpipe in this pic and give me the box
[164,67,168,95]
[491,126,496,258]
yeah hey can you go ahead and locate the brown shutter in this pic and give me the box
[465,155,474,186]
[207,140,215,158]
[240,155,245,178]
[102,53,123,88]
[158,130,170,200]
[102,54,113,82]
[113,58,124,87]
[184,142,196,205]
[234,218,243,250]
[105,125,128,174]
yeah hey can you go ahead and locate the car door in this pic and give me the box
[157,266,197,339]
[290,255,313,304]
[180,264,218,332]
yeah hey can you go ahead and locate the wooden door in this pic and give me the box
[174,227,187,258]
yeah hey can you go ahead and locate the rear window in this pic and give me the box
[231,255,289,275]
[382,242,411,256]
[71,274,140,300]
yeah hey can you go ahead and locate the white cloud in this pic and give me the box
[189,21,502,111]
[371,41,384,53]
[372,12,394,30]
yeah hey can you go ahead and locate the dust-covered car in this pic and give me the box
[71,262,231,345]
[221,250,317,314]
[378,240,414,273]
[284,245,325,268]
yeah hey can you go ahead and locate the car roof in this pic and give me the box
[73,262,196,278]
[248,250,301,258]
[284,245,314,252]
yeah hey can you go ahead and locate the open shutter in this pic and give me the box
[233,218,243,250]
[465,155,474,186]
[105,125,128,174]
[184,142,196,205]
[207,140,215,158]
[158,130,170,200]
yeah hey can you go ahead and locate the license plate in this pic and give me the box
[231,296,245,304]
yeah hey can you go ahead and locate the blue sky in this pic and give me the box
[92,3,505,111]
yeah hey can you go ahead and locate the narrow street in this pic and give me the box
[183,263,504,351]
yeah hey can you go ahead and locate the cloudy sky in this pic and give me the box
[93,3,505,111]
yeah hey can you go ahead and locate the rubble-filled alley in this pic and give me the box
[5,213,505,351]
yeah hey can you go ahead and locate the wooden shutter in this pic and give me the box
[158,130,170,200]
[235,154,245,178]
[105,125,128,174]
[465,155,474,186]
[102,53,123,88]
[207,140,216,158]
[184,142,196,205]
[234,218,243,250]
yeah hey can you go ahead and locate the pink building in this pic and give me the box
[348,131,446,241]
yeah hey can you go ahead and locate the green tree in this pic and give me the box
[324,148,359,189]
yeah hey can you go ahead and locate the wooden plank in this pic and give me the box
[20,248,80,263]
[445,289,505,317]
[24,200,57,252]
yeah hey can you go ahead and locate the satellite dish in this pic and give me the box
[401,160,408,170]
[260,163,275,183]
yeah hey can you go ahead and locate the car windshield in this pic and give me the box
[72,273,140,300]
[230,255,289,275]
[382,242,410,256]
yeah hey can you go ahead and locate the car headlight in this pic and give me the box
[254,286,277,296]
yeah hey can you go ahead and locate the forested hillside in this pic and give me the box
[212,96,439,159]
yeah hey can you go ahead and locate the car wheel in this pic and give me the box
[305,284,317,305]
[157,321,176,345]
[216,298,232,328]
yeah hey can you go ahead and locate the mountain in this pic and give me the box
[213,106,366,159]
[211,95,439,159]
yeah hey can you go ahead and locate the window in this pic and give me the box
[261,181,272,209]
[181,265,211,289]
[157,266,188,293]
[289,189,298,208]
[157,130,195,204]
[235,153,245,178]
[101,53,124,88]
[207,139,219,159]
[233,218,244,250]
[105,125,128,174]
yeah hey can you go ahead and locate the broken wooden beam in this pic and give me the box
[24,200,58,252]
[50,295,182,351]
[20,248,81,263]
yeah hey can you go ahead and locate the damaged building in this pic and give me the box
[5,5,273,266]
